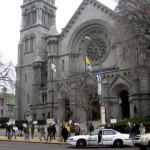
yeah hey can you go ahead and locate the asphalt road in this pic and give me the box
[0,141,140,150]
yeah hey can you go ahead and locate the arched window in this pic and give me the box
[30,36,33,52]
[25,38,29,53]
[42,7,47,25]
[31,7,36,25]
[62,60,65,71]
[25,74,27,82]
[27,94,29,104]
[25,9,30,27]
[42,35,47,52]
[30,35,35,52]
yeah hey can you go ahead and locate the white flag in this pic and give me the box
[51,63,56,72]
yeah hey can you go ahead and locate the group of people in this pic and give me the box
[30,123,57,141]
[61,121,81,142]
[6,120,147,143]
[126,122,146,138]
[5,123,57,141]
[6,124,18,139]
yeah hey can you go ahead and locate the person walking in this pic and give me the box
[18,124,23,137]
[139,124,146,135]
[31,124,35,139]
[24,123,30,141]
[47,124,53,141]
[40,124,46,141]
[11,125,17,139]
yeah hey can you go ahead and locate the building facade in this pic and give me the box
[15,0,150,123]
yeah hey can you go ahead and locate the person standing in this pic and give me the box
[125,122,132,138]
[139,124,146,135]
[7,124,12,139]
[52,123,57,140]
[75,125,80,136]
[31,124,35,139]
[89,122,94,133]
[66,123,71,138]
[61,125,68,142]
[98,130,102,143]
[47,124,53,141]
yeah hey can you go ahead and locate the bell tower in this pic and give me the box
[21,0,56,30]
[15,0,58,120]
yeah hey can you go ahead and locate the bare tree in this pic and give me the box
[78,85,99,132]
[115,0,150,67]
[0,60,15,93]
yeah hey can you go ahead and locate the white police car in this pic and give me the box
[66,128,133,148]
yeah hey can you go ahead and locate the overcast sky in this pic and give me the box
[0,0,117,66]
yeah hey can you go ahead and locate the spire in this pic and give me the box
[49,25,58,35]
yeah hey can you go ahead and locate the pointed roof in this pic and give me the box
[49,25,58,35]
[60,0,117,38]
[33,56,44,63]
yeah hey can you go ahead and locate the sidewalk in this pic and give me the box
[0,135,65,144]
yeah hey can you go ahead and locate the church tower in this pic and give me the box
[15,0,57,120]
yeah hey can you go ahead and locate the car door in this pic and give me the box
[88,129,100,145]
[102,130,116,146]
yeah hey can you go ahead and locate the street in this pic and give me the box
[0,141,140,150]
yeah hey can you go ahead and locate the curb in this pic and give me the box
[0,136,65,144]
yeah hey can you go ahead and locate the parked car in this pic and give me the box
[133,133,150,150]
[66,128,133,148]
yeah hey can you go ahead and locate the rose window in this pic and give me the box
[87,38,107,61]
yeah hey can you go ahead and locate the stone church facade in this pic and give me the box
[15,0,150,123]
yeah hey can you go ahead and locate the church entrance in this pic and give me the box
[120,90,130,119]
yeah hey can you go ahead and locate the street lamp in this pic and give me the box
[84,36,105,125]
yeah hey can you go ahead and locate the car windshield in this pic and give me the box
[90,129,100,135]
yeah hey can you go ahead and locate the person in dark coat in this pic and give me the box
[125,122,132,138]
[61,125,68,142]
[7,125,12,139]
[89,122,94,133]
[98,130,102,143]
[31,124,35,139]
[47,124,53,141]
[52,124,57,140]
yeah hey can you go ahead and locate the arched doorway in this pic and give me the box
[120,90,130,119]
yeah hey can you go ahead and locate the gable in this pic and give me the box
[60,0,117,39]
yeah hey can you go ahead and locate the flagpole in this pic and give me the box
[99,52,105,125]
[52,67,54,118]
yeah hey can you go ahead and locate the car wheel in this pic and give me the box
[76,139,86,148]
[113,139,123,148]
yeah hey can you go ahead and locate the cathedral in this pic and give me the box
[15,0,150,123]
